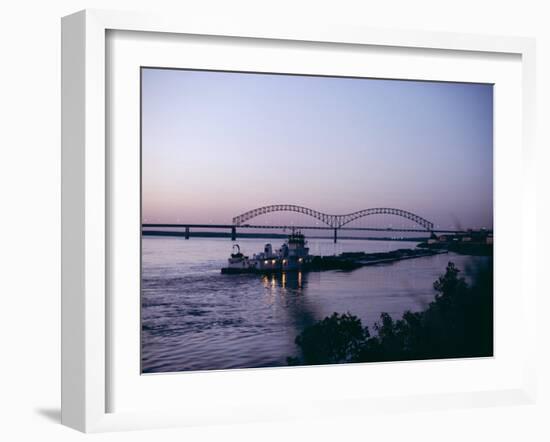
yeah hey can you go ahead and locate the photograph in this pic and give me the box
[140,68,494,373]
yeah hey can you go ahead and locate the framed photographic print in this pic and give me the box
[61,9,537,432]
[140,67,494,373]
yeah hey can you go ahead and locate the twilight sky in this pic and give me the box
[141,68,493,230]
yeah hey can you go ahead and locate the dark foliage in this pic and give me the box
[290,261,493,365]
[288,313,368,365]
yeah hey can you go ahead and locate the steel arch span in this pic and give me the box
[232,205,434,231]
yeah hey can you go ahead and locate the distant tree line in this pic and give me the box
[287,261,493,366]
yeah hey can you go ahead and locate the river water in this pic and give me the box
[141,236,487,373]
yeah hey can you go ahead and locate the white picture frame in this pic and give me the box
[61,9,537,433]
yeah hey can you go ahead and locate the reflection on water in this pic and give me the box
[141,237,487,373]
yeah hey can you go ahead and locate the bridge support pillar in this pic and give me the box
[333,228,337,243]
[185,227,190,239]
[231,226,237,241]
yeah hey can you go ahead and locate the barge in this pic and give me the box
[221,232,447,275]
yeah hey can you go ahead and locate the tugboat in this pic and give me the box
[221,231,311,274]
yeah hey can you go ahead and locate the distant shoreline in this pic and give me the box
[141,230,428,242]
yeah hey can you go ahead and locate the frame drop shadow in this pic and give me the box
[35,408,61,423]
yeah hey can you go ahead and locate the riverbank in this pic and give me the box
[418,241,493,256]
[288,260,493,366]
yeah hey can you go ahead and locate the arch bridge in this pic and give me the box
[232,204,434,242]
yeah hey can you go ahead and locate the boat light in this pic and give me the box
[272,259,276,264]
[264,260,268,265]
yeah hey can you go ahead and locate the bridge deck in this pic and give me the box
[142,224,468,234]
